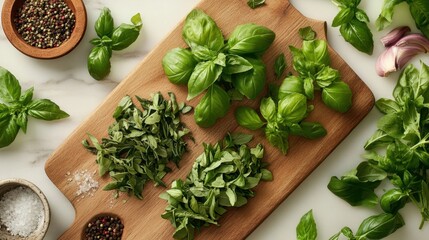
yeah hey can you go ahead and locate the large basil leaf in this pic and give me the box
[302,40,330,66]
[260,97,276,122]
[227,23,275,54]
[162,48,197,85]
[290,122,327,139]
[375,98,401,114]
[328,176,381,206]
[182,9,224,52]
[277,93,308,124]
[235,106,265,130]
[232,57,266,99]
[355,213,404,239]
[332,7,355,27]
[278,76,305,99]
[393,64,418,104]
[296,210,317,240]
[95,7,114,37]
[375,0,405,30]
[364,129,394,150]
[28,99,69,120]
[0,66,21,103]
[224,54,253,74]
[0,115,19,148]
[409,0,429,38]
[380,189,408,213]
[87,46,112,80]
[339,18,374,55]
[187,61,223,100]
[321,82,352,113]
[194,85,230,127]
[111,13,142,51]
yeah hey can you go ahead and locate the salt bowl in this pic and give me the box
[0,179,50,240]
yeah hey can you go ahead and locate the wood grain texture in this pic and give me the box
[44,0,374,239]
[1,0,86,59]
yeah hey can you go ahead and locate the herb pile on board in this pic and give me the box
[235,30,352,154]
[162,9,275,127]
[160,133,272,240]
[83,92,192,199]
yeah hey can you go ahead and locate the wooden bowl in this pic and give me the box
[0,178,50,240]
[1,0,87,59]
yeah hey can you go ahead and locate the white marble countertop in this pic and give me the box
[1,0,429,239]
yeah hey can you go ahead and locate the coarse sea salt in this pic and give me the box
[0,186,43,237]
[73,169,99,197]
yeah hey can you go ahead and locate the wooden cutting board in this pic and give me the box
[45,0,374,239]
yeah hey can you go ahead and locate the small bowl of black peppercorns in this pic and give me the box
[1,0,87,59]
[83,214,124,240]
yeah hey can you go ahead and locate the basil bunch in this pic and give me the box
[376,0,429,38]
[160,133,272,239]
[235,33,352,154]
[0,67,69,148]
[83,92,191,199]
[295,210,404,240]
[328,62,429,235]
[331,0,374,55]
[162,9,275,127]
[88,8,142,80]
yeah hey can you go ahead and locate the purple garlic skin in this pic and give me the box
[376,26,429,77]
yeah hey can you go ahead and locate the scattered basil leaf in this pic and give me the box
[296,210,317,240]
[247,0,265,9]
[260,97,276,122]
[235,106,265,130]
[0,115,19,148]
[187,61,223,100]
[162,48,197,85]
[224,54,253,74]
[227,23,275,54]
[356,213,405,239]
[27,99,69,120]
[232,57,266,99]
[321,82,353,113]
[278,76,305,98]
[299,26,317,41]
[111,13,143,51]
[95,7,114,38]
[0,66,21,103]
[277,93,308,124]
[332,7,355,27]
[274,53,286,79]
[87,46,112,80]
[339,18,374,55]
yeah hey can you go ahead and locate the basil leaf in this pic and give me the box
[260,97,276,122]
[194,84,230,127]
[0,66,21,103]
[274,53,286,79]
[299,26,317,41]
[290,122,327,139]
[375,0,405,30]
[380,189,408,213]
[87,45,112,80]
[227,23,275,54]
[224,54,253,74]
[19,87,34,106]
[302,40,330,66]
[316,66,340,88]
[16,112,28,133]
[321,82,352,113]
[277,93,308,124]
[182,9,224,52]
[332,7,355,27]
[412,61,429,98]
[377,113,404,138]
[356,213,404,239]
[296,210,317,240]
[247,0,265,9]
[0,115,19,148]
[187,61,223,100]
[95,7,114,38]
[364,129,394,150]
[279,76,305,99]
[409,0,429,38]
[339,18,374,55]
[0,103,9,119]
[232,57,266,99]
[265,122,289,154]
[303,77,314,100]
[375,98,401,114]
[355,161,387,182]
[235,106,265,130]
[327,176,381,206]
[27,99,69,120]
[355,9,370,23]
[191,45,218,62]
[162,48,197,85]
[111,13,142,51]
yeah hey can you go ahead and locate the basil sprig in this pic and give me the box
[83,92,191,199]
[0,67,69,148]
[160,133,272,240]
[88,8,142,80]
[328,62,429,236]
[162,9,275,128]
[331,0,374,55]
[376,0,429,38]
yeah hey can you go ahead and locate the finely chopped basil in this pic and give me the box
[14,0,76,49]
[0,186,44,237]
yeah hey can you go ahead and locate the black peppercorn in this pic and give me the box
[84,215,124,240]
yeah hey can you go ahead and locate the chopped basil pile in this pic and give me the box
[160,133,272,239]
[235,30,352,154]
[0,66,69,148]
[328,62,429,237]
[83,92,192,199]
[162,9,275,127]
